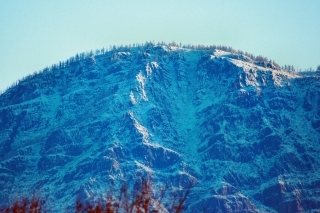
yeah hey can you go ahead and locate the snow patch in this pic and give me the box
[146,62,159,77]
[130,111,150,143]
[136,71,148,101]
[212,49,232,57]
[130,91,136,105]
[135,161,154,174]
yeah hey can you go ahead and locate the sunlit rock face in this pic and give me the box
[0,43,319,212]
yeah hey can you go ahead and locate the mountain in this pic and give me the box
[0,43,320,212]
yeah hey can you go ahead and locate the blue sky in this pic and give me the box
[0,0,319,92]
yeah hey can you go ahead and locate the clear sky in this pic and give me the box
[1,0,319,92]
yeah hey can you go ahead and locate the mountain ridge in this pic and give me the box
[0,43,320,212]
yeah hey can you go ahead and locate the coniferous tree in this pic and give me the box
[80,53,85,60]
[75,53,80,61]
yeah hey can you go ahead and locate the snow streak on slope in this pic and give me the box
[0,44,320,212]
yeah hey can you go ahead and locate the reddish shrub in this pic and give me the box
[1,196,43,213]
[1,180,189,213]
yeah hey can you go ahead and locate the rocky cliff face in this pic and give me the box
[0,44,319,212]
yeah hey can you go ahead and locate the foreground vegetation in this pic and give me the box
[1,180,189,213]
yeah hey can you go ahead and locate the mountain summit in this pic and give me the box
[1,43,320,212]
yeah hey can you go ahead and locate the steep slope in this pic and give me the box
[0,44,319,212]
